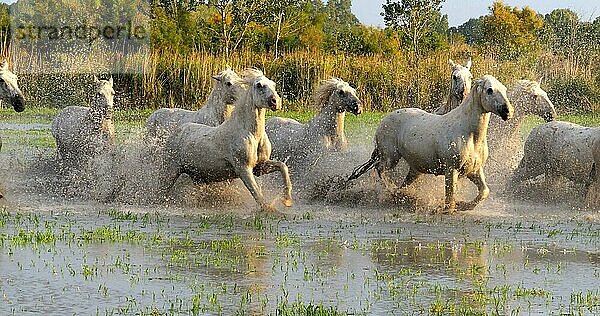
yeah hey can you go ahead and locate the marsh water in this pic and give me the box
[0,122,599,315]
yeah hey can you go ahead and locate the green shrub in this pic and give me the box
[548,78,600,113]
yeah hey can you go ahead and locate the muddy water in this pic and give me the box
[0,201,598,315]
[0,125,599,315]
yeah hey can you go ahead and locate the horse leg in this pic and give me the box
[399,167,422,189]
[376,157,400,193]
[461,168,490,211]
[253,160,293,207]
[443,169,458,214]
[157,162,182,202]
[237,166,271,212]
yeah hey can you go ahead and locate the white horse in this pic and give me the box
[486,80,557,171]
[265,78,362,168]
[51,76,115,163]
[434,58,472,115]
[586,138,600,206]
[145,68,243,141]
[512,121,599,190]
[163,69,292,211]
[348,75,514,213]
[0,60,26,150]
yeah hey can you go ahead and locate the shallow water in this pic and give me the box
[1,196,599,315]
[0,124,599,315]
[0,123,50,131]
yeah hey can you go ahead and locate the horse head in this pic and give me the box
[243,68,281,111]
[449,58,473,104]
[0,61,25,113]
[316,78,362,115]
[91,75,115,121]
[476,75,513,121]
[212,67,244,105]
[521,80,557,122]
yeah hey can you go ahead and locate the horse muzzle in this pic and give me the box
[499,106,513,121]
[348,100,362,115]
[12,95,25,112]
[269,97,282,111]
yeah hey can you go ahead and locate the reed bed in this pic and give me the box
[6,44,600,113]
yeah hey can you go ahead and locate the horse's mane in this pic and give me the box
[510,79,540,95]
[314,78,352,107]
[242,68,265,85]
[217,67,243,84]
[88,80,113,120]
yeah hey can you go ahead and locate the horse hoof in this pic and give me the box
[261,204,277,213]
[282,197,293,208]
[439,207,456,215]
[457,201,476,212]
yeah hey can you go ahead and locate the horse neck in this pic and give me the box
[446,92,461,112]
[455,92,490,144]
[202,87,231,122]
[500,90,528,134]
[307,105,345,140]
[89,96,112,125]
[228,94,265,139]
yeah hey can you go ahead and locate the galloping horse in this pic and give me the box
[434,58,472,115]
[0,60,26,198]
[485,80,557,178]
[0,60,26,150]
[145,68,244,142]
[52,76,115,164]
[513,121,600,191]
[349,75,514,213]
[163,69,292,211]
[266,78,362,168]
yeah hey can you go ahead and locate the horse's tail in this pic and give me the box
[348,148,380,182]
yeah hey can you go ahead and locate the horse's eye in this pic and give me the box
[256,82,263,89]
[338,90,344,96]
[226,82,232,87]
[486,88,493,95]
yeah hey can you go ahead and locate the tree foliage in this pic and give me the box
[479,1,543,60]
[381,0,446,60]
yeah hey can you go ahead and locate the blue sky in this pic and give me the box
[353,0,600,27]
[2,0,599,27]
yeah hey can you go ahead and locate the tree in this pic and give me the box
[381,0,444,64]
[325,0,359,29]
[207,0,268,57]
[381,0,445,106]
[480,1,543,60]
[541,9,580,56]
[257,0,305,58]
[454,17,484,45]
[0,3,9,52]
[323,0,361,53]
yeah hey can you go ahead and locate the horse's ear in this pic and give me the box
[212,75,222,82]
[108,76,114,86]
[93,75,101,84]
[448,59,456,68]
[538,76,545,85]
[0,60,8,71]
[465,58,472,70]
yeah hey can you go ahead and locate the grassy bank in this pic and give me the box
[1,107,599,150]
